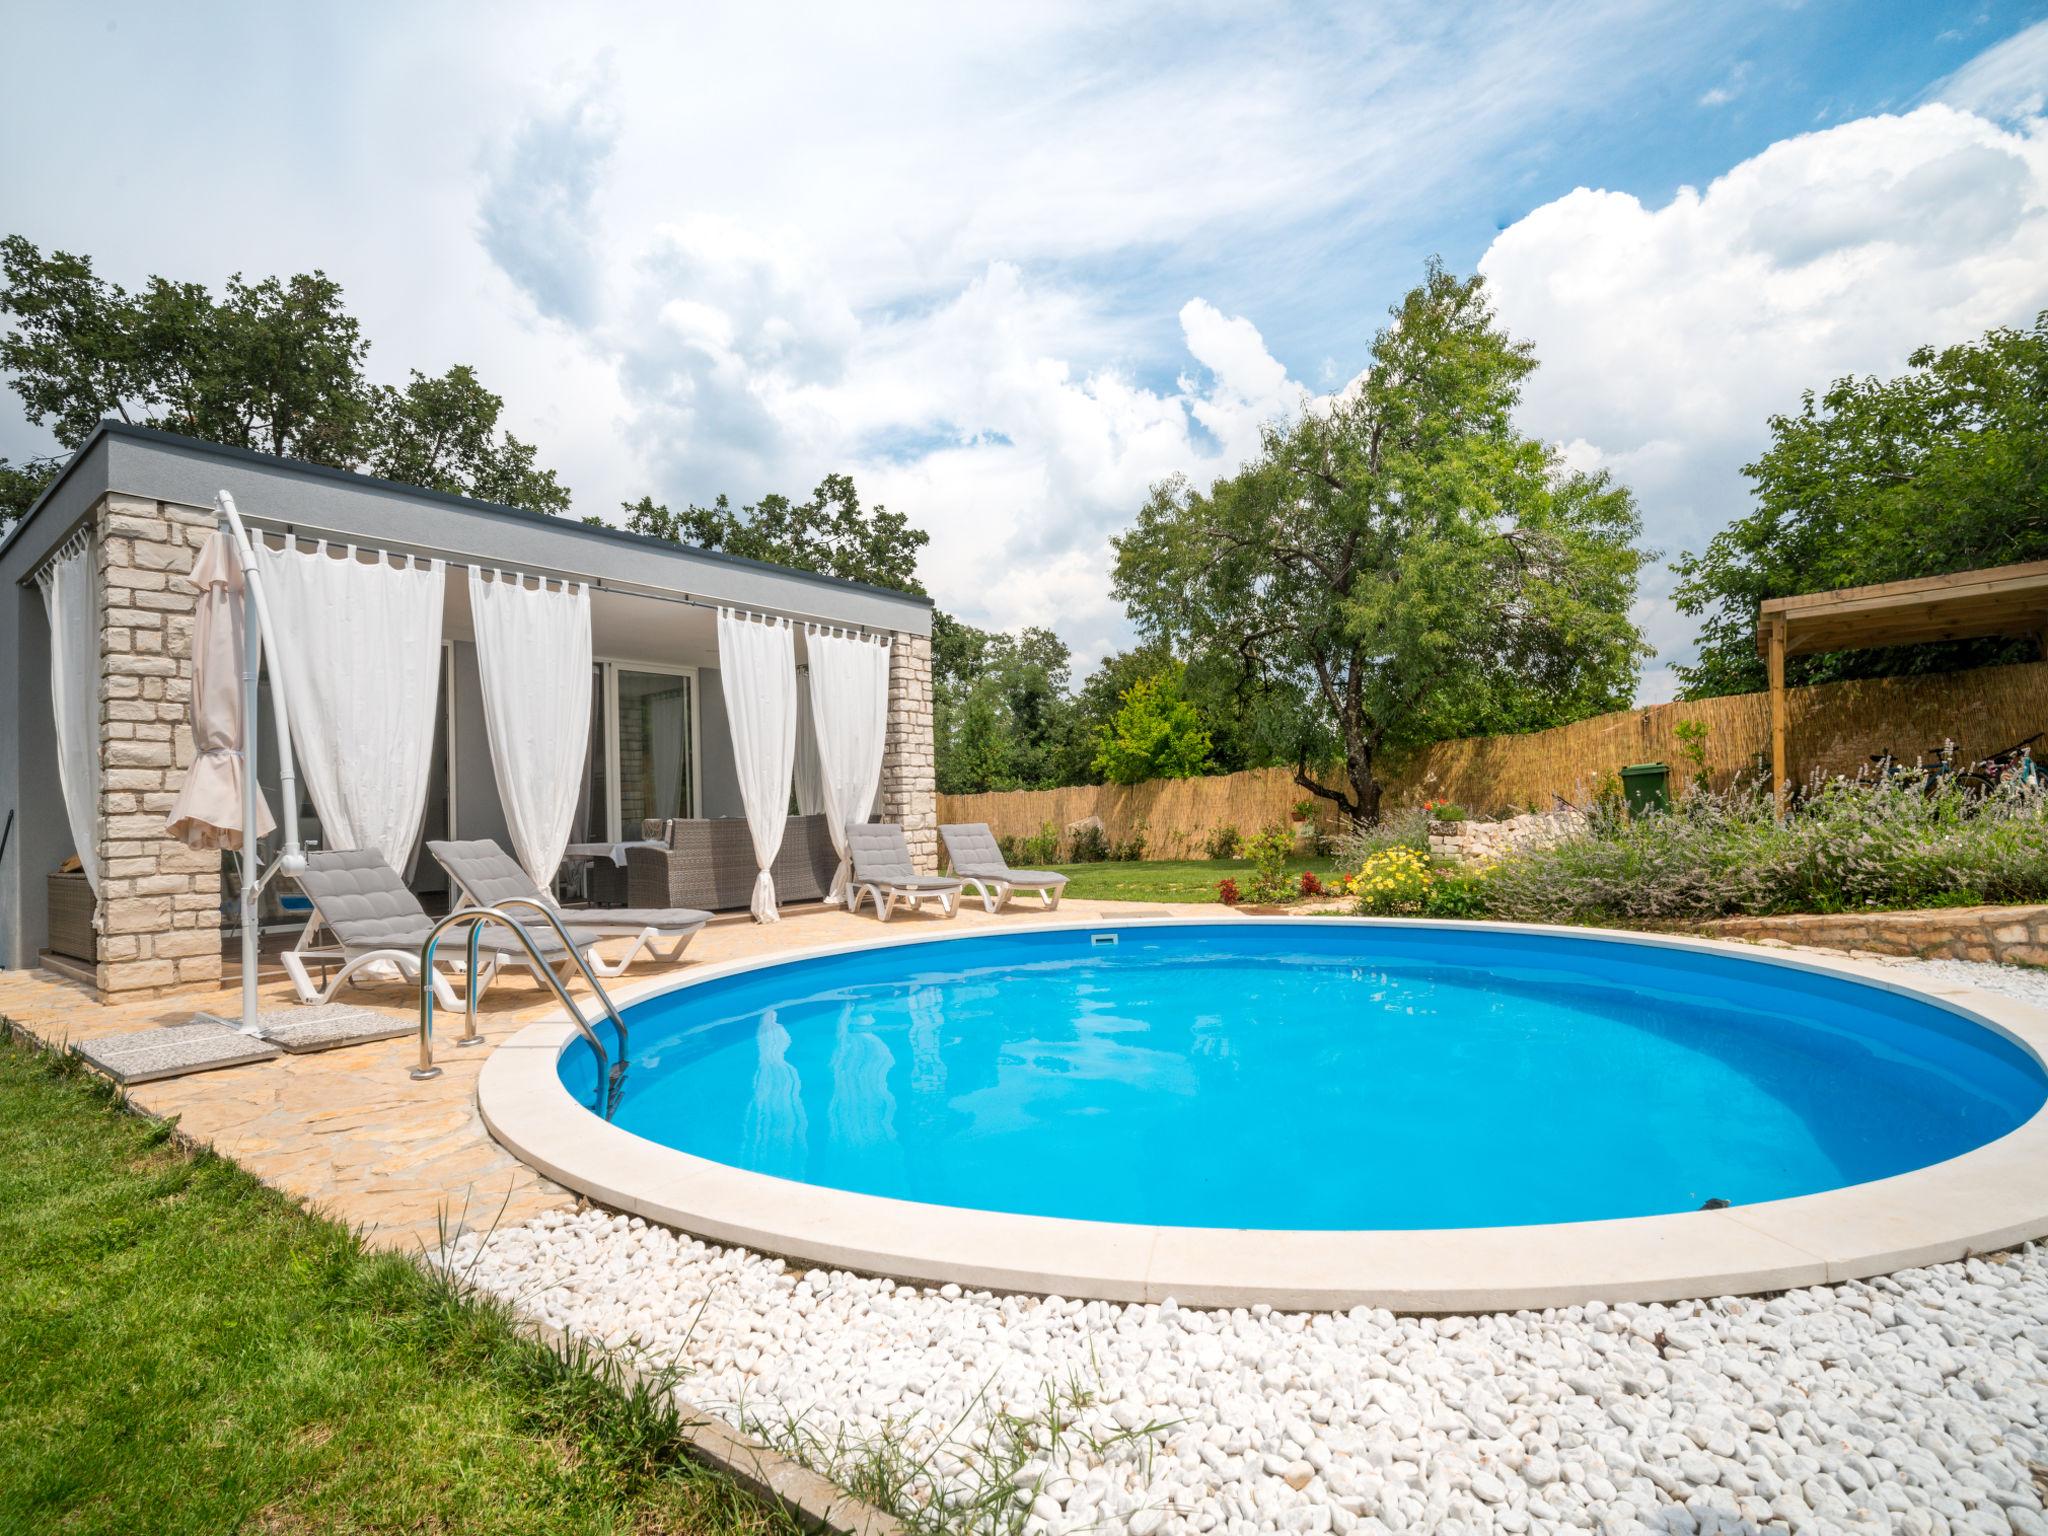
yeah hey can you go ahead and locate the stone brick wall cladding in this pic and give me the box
[1700,905,2048,968]
[93,494,222,998]
[879,631,937,872]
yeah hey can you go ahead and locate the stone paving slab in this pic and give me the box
[73,1021,282,1084]
[206,1002,414,1054]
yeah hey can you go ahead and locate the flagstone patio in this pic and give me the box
[0,897,1207,1255]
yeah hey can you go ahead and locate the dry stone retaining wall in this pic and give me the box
[1427,809,1589,865]
[1700,904,2048,967]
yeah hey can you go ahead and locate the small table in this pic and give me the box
[559,840,662,904]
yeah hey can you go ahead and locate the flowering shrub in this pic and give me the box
[1422,866,1491,918]
[1332,806,1429,868]
[1217,877,1241,905]
[1349,847,1434,914]
[1299,870,1325,899]
[1241,825,1297,903]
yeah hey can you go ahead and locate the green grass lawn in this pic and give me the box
[0,1023,792,1536]
[1046,854,1341,904]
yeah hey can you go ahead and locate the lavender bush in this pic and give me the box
[1480,774,2048,922]
[1333,805,1430,869]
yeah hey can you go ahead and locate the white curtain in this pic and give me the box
[648,688,688,820]
[36,537,101,895]
[792,670,825,816]
[256,540,444,873]
[468,567,594,888]
[805,626,891,904]
[716,608,798,922]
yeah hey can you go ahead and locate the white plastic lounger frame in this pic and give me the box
[938,823,1067,914]
[565,926,693,977]
[849,880,961,922]
[957,873,1064,915]
[279,923,483,1011]
[429,845,701,978]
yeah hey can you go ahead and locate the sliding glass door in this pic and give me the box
[590,662,698,839]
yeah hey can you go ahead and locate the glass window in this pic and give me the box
[615,669,693,829]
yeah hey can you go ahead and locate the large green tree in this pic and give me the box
[0,236,570,522]
[617,473,927,594]
[1060,642,1308,785]
[1672,313,2048,698]
[1090,663,1213,784]
[932,611,1080,793]
[1113,260,1649,824]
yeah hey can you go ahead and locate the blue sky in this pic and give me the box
[4,2,2046,697]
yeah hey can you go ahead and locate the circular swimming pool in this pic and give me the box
[556,923,2045,1233]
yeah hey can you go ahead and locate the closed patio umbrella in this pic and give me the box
[166,529,276,848]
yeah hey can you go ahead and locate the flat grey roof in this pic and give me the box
[1,421,932,633]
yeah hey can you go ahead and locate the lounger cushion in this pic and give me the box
[847,823,962,889]
[298,848,578,960]
[427,839,711,934]
[426,839,544,913]
[556,906,712,931]
[940,822,1065,885]
[295,850,435,950]
[939,822,1003,873]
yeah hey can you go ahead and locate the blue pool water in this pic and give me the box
[559,924,2047,1230]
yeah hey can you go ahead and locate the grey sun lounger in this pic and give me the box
[283,848,588,1008]
[845,822,966,921]
[940,822,1067,913]
[427,838,711,977]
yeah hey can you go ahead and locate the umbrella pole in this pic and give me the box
[216,491,304,1036]
[240,543,260,1034]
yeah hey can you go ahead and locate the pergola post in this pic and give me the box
[1767,614,1788,820]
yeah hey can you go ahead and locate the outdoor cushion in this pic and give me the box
[294,850,435,951]
[846,823,961,890]
[940,822,1068,886]
[428,839,710,932]
[296,848,579,960]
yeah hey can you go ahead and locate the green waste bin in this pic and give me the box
[1620,762,1670,816]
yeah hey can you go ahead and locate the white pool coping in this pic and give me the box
[477,918,2048,1313]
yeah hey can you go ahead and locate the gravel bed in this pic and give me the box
[1887,955,2048,1009]
[448,956,2048,1535]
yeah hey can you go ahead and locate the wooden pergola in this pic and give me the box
[1758,559,2048,813]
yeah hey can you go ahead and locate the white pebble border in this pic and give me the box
[448,957,2048,1536]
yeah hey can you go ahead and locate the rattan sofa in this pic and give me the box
[627,812,842,911]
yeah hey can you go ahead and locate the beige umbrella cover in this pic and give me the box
[165,529,276,849]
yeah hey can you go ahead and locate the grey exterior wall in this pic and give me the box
[0,572,66,967]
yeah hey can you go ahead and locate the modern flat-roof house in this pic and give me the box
[0,422,936,1000]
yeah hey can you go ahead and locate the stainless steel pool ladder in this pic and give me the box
[410,899,630,1118]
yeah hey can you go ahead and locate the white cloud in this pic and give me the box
[1932,18,2048,121]
[1699,61,1751,109]
[1480,103,2048,685]
[10,4,2046,712]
